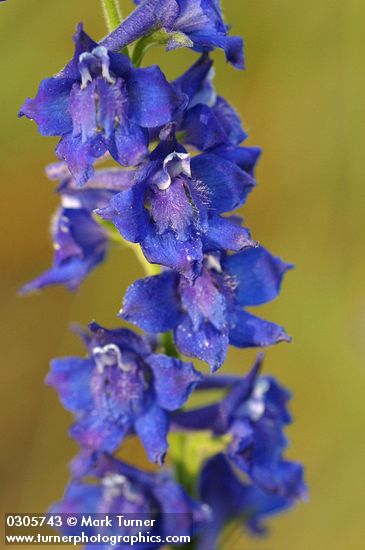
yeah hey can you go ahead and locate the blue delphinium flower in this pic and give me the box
[20,0,307,542]
[47,322,202,465]
[172,54,251,151]
[53,451,209,549]
[173,355,307,499]
[19,24,186,185]
[97,125,255,279]
[120,247,292,370]
[20,161,135,293]
[101,0,244,69]
[198,453,295,549]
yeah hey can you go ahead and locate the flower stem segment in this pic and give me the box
[101,0,122,32]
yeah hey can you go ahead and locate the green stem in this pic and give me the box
[101,0,129,56]
[161,331,180,358]
[101,0,122,32]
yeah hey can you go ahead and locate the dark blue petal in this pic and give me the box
[128,66,187,127]
[20,207,108,292]
[198,453,250,550]
[224,247,293,306]
[150,177,195,240]
[248,460,307,501]
[229,309,291,348]
[182,104,230,150]
[191,153,255,213]
[152,478,210,536]
[242,486,294,535]
[141,230,203,279]
[147,354,203,410]
[203,215,255,253]
[173,54,213,105]
[60,23,98,80]
[70,411,128,453]
[97,181,151,243]
[134,403,169,465]
[179,269,227,331]
[69,80,98,142]
[56,133,107,186]
[46,357,94,413]
[88,322,152,356]
[19,77,73,136]
[51,482,102,515]
[121,272,182,333]
[211,96,247,145]
[198,453,292,549]
[109,122,149,166]
[95,78,125,139]
[174,314,228,371]
[212,145,261,176]
[172,403,220,432]
[224,35,245,69]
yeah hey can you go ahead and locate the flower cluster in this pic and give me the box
[21,1,306,548]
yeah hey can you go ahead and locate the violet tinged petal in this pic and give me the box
[172,403,220,432]
[182,104,231,150]
[20,258,97,293]
[203,215,256,253]
[134,403,169,465]
[174,314,228,371]
[224,35,245,69]
[173,54,214,105]
[173,355,264,433]
[70,412,128,453]
[179,268,227,331]
[212,145,262,175]
[211,96,247,145]
[20,208,108,293]
[191,153,255,213]
[46,357,94,413]
[57,172,134,209]
[198,453,291,549]
[198,453,251,549]
[141,230,203,280]
[121,272,182,333]
[127,65,187,128]
[109,122,149,167]
[186,31,244,69]
[96,182,150,243]
[246,460,307,501]
[224,247,293,307]
[150,178,195,240]
[170,0,244,69]
[95,77,125,140]
[51,482,102,516]
[147,354,203,411]
[100,0,180,52]
[19,77,73,136]
[152,478,210,536]
[56,133,107,186]
[69,81,98,142]
[59,23,98,80]
[229,309,291,349]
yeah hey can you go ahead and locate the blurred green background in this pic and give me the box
[1,0,365,548]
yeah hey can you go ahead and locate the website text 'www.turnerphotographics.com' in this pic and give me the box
[4,514,193,546]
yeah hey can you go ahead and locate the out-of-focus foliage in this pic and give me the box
[1,1,365,548]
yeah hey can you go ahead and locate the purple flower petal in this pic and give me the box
[121,272,182,333]
[229,309,291,348]
[224,247,293,306]
[147,354,203,410]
